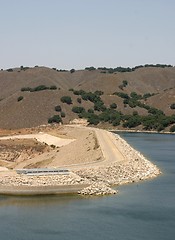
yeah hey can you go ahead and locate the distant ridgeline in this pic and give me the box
[85,64,173,74]
[2,64,173,73]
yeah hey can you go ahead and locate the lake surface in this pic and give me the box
[0,132,174,240]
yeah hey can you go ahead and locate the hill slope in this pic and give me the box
[0,66,175,129]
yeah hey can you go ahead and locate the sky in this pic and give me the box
[0,0,175,70]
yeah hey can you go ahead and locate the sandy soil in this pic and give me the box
[0,125,103,169]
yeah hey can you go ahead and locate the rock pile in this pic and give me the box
[75,133,161,195]
[78,182,117,196]
[0,173,88,187]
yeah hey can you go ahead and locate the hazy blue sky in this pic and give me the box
[1,0,175,69]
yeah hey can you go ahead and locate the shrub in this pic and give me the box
[49,85,57,90]
[170,103,175,109]
[70,69,75,73]
[69,88,74,92]
[123,115,142,128]
[88,114,100,125]
[17,96,23,102]
[130,92,142,100]
[6,68,13,72]
[48,115,62,124]
[72,106,85,113]
[110,103,117,109]
[123,80,128,87]
[88,108,94,113]
[61,96,72,104]
[21,85,57,92]
[55,105,62,112]
[61,111,65,117]
[94,101,106,111]
[112,119,121,126]
[77,98,82,103]
[143,93,155,99]
[94,90,104,96]
[31,85,49,92]
[113,92,129,99]
[85,66,96,71]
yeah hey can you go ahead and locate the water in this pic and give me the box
[0,132,174,240]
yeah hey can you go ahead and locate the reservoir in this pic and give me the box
[0,132,174,240]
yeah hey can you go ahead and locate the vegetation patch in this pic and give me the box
[21,85,57,92]
[17,96,24,102]
[61,96,72,104]
[98,64,172,74]
[170,103,175,109]
[48,115,62,124]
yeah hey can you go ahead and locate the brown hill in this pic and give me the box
[0,66,175,129]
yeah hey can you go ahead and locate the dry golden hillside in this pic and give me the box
[0,66,175,129]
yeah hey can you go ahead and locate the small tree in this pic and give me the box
[17,96,23,102]
[61,111,65,118]
[170,103,175,109]
[70,69,75,73]
[61,96,72,104]
[50,85,57,90]
[55,105,62,112]
[48,115,62,124]
[77,98,82,104]
[110,103,117,109]
[72,106,85,113]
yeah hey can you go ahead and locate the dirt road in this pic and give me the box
[94,128,125,164]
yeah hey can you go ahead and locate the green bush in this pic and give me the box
[6,68,13,72]
[72,106,85,113]
[88,108,94,113]
[130,92,142,100]
[70,69,75,73]
[112,119,121,126]
[123,115,142,128]
[123,80,128,87]
[61,96,72,104]
[61,111,65,118]
[85,66,96,71]
[110,103,117,109]
[49,85,57,90]
[170,103,175,109]
[69,88,74,92]
[88,114,100,125]
[77,98,82,103]
[48,115,62,124]
[55,105,62,112]
[31,85,49,92]
[113,92,129,99]
[21,85,57,92]
[17,96,23,102]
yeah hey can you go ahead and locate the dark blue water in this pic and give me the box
[0,133,174,240]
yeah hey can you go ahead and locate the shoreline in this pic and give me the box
[0,127,161,196]
[109,128,175,135]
